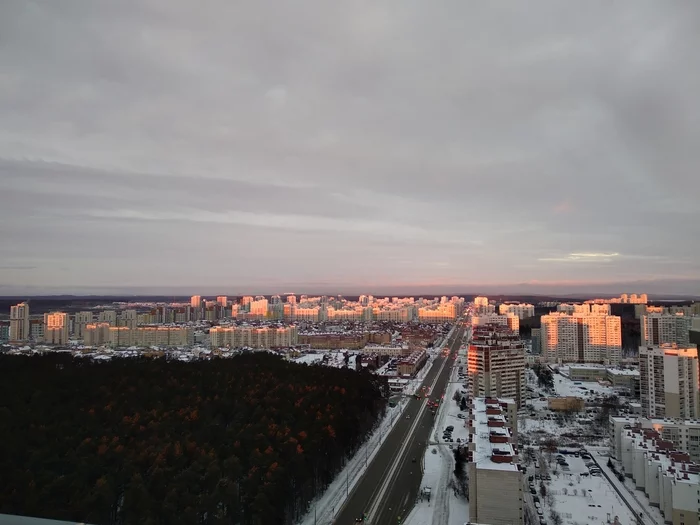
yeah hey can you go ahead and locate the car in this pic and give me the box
[457,414,466,419]
[446,425,454,431]
[530,488,536,494]
[412,457,416,463]
[405,415,410,419]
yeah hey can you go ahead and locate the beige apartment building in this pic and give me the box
[467,397,522,525]
[43,312,69,345]
[609,419,700,525]
[611,416,700,464]
[108,326,194,348]
[84,322,112,346]
[468,328,526,407]
[540,312,622,365]
[209,325,298,348]
[639,344,699,419]
[9,302,30,342]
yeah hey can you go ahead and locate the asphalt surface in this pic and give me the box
[334,322,466,525]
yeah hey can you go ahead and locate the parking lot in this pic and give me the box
[522,447,639,525]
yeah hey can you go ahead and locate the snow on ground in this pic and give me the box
[298,399,408,525]
[533,453,639,525]
[298,347,448,525]
[553,375,616,398]
[405,339,470,525]
[588,448,664,525]
[293,353,325,365]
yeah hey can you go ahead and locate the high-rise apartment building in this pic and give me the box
[642,313,692,346]
[250,298,269,318]
[540,312,621,365]
[472,313,519,333]
[468,326,526,407]
[9,302,30,342]
[498,303,534,320]
[639,344,699,419]
[43,312,69,345]
[73,311,94,338]
[216,296,228,307]
[84,323,111,346]
[190,295,204,321]
[98,310,117,326]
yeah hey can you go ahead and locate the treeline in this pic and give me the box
[0,353,388,525]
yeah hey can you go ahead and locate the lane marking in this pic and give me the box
[368,328,463,522]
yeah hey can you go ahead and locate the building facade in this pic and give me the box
[642,314,692,347]
[639,344,699,419]
[540,312,622,365]
[468,326,526,408]
[43,312,69,345]
[467,397,522,525]
[9,302,30,342]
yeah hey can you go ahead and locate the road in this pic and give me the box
[334,321,466,525]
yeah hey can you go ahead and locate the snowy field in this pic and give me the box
[591,449,664,525]
[527,452,640,525]
[405,338,469,525]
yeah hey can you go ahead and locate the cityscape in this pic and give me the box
[3,1,700,525]
[3,293,700,525]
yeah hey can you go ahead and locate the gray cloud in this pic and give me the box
[1,0,699,294]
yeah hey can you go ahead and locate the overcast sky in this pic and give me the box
[1,0,699,295]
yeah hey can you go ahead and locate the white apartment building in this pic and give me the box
[467,397,522,525]
[472,313,519,333]
[73,311,94,338]
[98,310,117,326]
[468,330,526,407]
[611,416,700,465]
[209,325,298,349]
[43,312,69,345]
[498,303,535,320]
[540,312,621,365]
[120,309,138,330]
[639,344,699,420]
[9,302,30,341]
[609,419,700,525]
[642,314,692,347]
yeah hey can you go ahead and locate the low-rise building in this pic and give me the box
[467,397,522,525]
[610,417,700,524]
[397,350,427,377]
[548,396,585,412]
[611,416,700,465]
[567,364,640,389]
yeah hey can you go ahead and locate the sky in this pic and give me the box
[1,1,699,296]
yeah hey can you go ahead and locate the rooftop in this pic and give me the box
[470,397,519,472]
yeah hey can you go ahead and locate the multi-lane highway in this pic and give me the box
[334,321,466,525]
